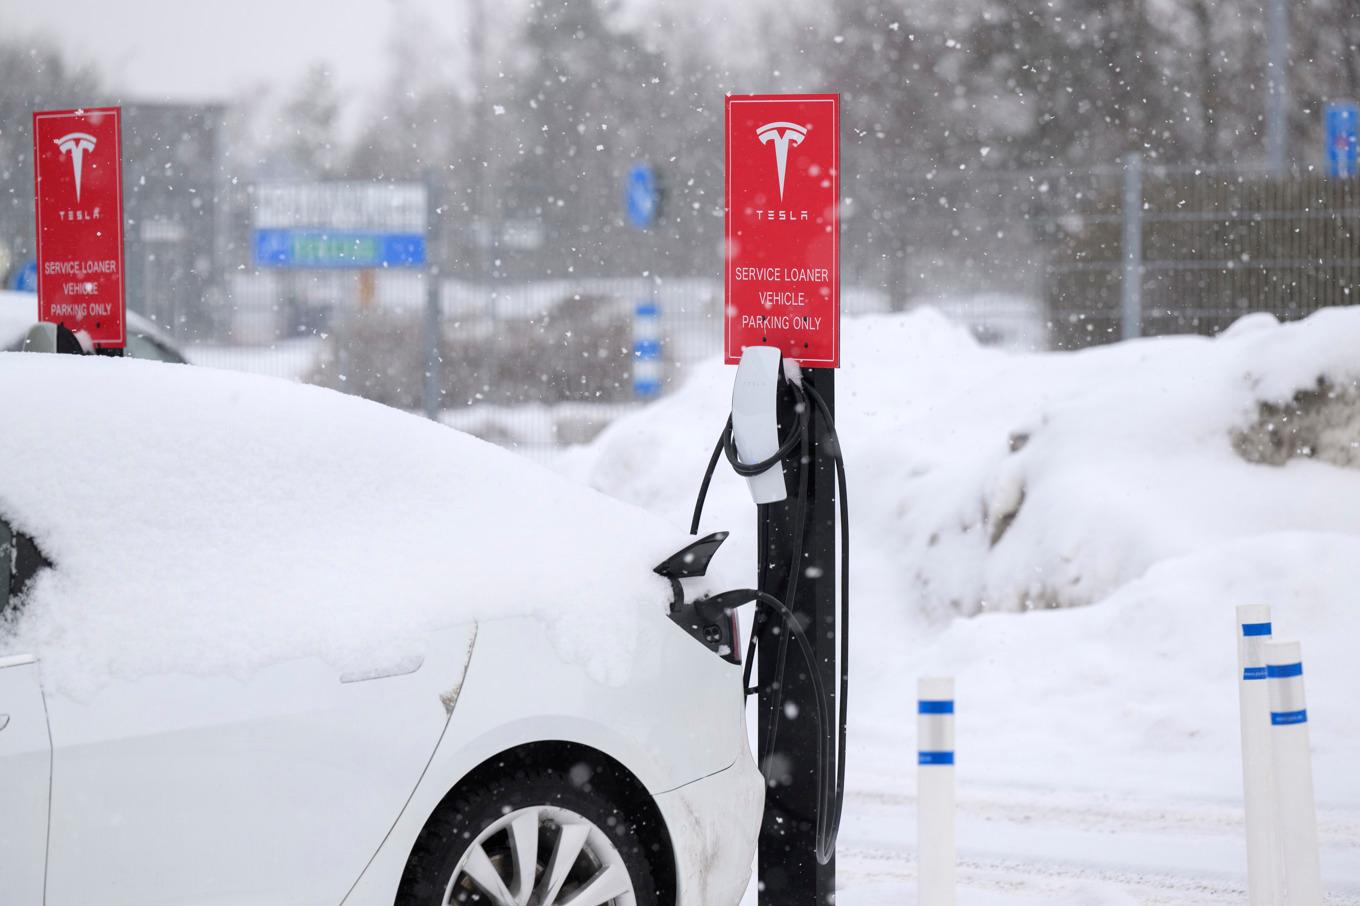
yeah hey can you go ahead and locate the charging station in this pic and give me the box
[752,362,842,902]
[687,93,846,904]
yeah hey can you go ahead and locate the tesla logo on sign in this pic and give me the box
[756,121,807,201]
[726,94,840,367]
[32,106,127,349]
[54,132,98,202]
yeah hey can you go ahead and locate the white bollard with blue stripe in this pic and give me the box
[918,676,956,906]
[1237,605,1283,906]
[633,300,662,399]
[1266,641,1322,906]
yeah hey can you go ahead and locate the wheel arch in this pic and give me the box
[401,739,678,906]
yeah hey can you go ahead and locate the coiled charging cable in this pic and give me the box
[688,374,849,866]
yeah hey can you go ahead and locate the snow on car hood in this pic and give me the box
[0,354,686,694]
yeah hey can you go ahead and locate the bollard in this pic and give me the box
[1266,641,1323,906]
[918,676,956,906]
[633,300,662,399]
[1237,605,1282,906]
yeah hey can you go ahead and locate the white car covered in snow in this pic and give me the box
[0,353,761,906]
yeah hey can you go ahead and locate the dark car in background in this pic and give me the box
[0,290,186,363]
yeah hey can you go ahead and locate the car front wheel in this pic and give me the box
[396,760,661,906]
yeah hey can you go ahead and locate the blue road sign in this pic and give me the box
[253,229,426,268]
[626,164,659,229]
[8,258,37,292]
[1326,102,1358,178]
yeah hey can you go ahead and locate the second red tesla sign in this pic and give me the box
[725,94,840,368]
[33,106,126,349]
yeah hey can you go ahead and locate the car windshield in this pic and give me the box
[0,516,50,628]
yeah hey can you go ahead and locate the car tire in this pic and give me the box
[396,753,663,906]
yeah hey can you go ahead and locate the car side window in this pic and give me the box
[0,518,10,618]
[0,517,50,625]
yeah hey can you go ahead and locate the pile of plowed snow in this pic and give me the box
[560,308,1360,802]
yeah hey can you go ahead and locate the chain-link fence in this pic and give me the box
[172,163,1358,457]
[887,160,1359,348]
[1047,160,1360,346]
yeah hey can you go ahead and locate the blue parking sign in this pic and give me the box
[8,258,38,293]
[1326,102,1358,178]
[252,229,426,268]
[625,164,659,229]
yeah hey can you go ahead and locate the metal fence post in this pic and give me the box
[1121,152,1144,341]
[422,268,441,420]
[1266,0,1290,176]
[422,175,442,421]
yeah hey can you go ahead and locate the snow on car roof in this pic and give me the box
[0,354,683,693]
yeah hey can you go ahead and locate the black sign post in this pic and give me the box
[722,92,844,905]
[756,366,838,905]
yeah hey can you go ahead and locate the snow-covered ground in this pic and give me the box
[558,307,1360,903]
[184,336,327,382]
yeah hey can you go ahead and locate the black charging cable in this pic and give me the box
[694,587,835,862]
[689,381,809,766]
[688,371,850,866]
[802,380,849,864]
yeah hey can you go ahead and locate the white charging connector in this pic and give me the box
[730,345,788,504]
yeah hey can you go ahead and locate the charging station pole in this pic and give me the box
[724,93,842,906]
[756,366,837,903]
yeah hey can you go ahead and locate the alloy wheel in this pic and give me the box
[443,804,638,906]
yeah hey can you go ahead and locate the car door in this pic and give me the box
[1,515,53,906]
[0,653,50,906]
[44,623,476,906]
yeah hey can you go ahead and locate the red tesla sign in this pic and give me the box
[725,94,839,367]
[33,106,126,348]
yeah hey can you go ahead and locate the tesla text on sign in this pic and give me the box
[33,107,126,348]
[725,94,839,367]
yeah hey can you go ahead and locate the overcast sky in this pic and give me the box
[1,0,475,104]
[3,0,782,146]
[0,0,769,102]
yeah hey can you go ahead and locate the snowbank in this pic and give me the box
[561,307,1360,802]
[0,354,686,695]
